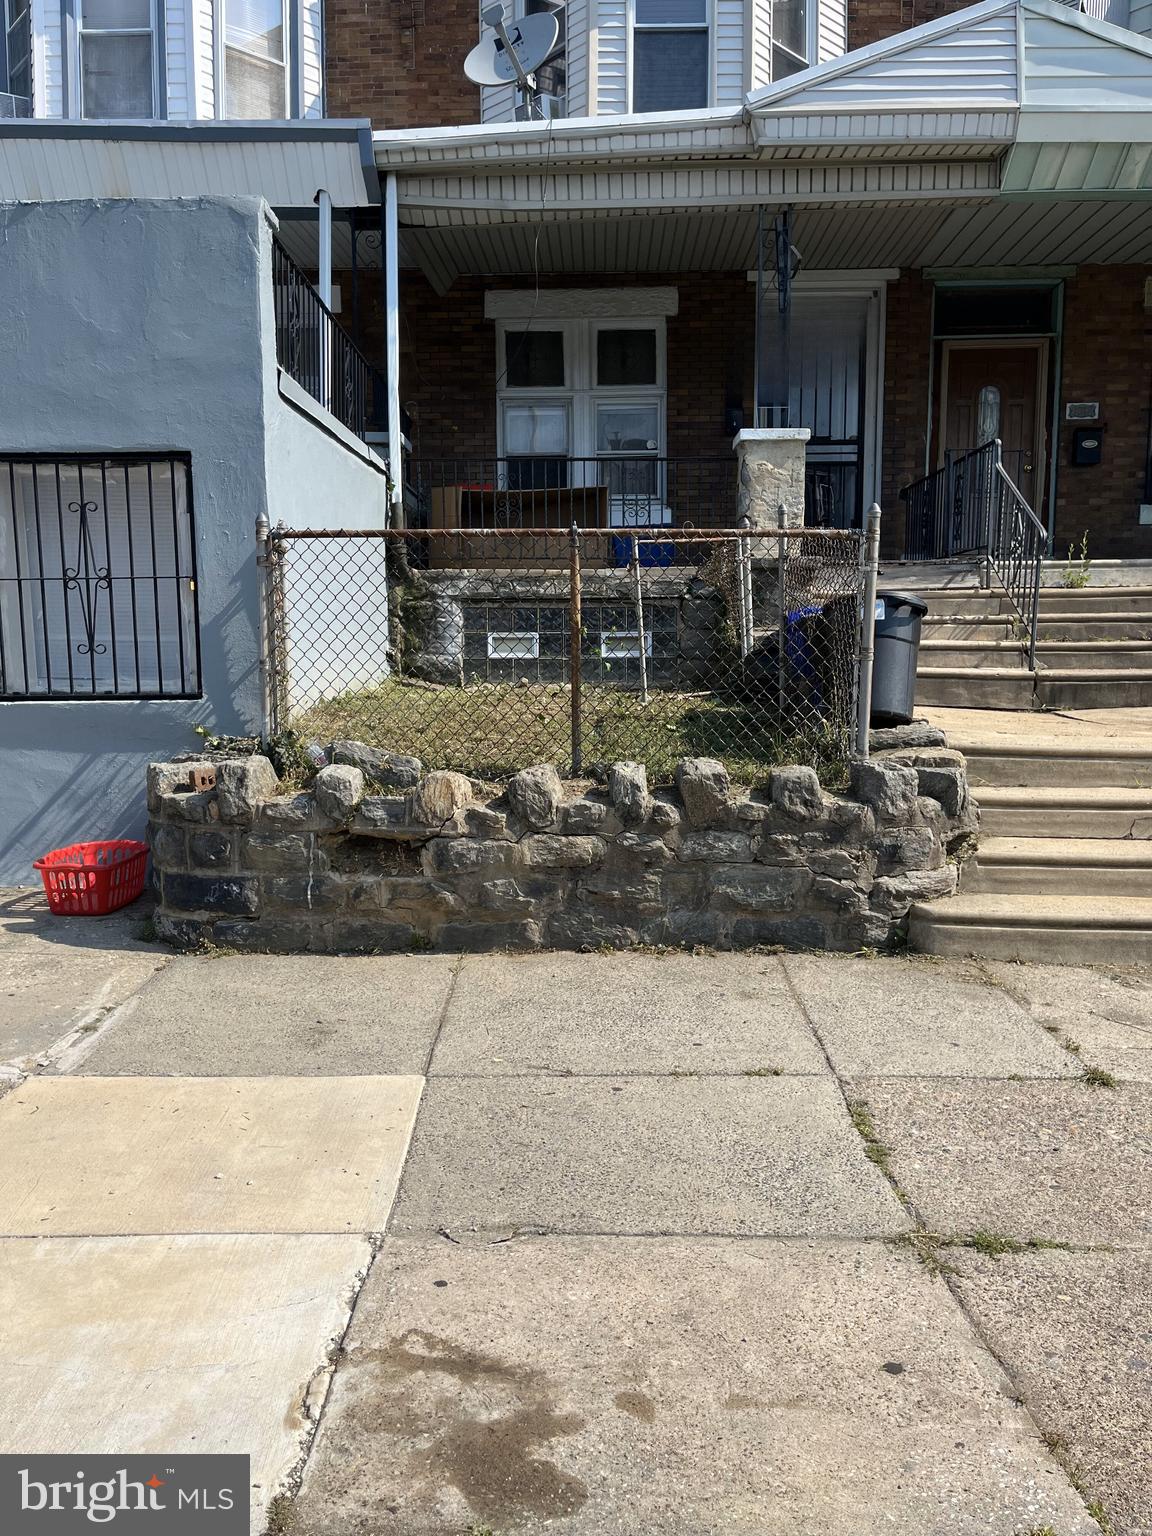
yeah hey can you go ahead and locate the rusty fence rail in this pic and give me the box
[262,524,872,784]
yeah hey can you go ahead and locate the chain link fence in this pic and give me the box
[262,525,871,784]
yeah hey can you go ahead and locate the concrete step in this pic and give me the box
[962,836,1152,896]
[915,667,1036,709]
[975,785,1152,839]
[907,591,1004,619]
[908,891,1152,964]
[1036,614,1152,642]
[1036,671,1152,709]
[921,618,1012,642]
[1036,586,1152,613]
[1036,642,1152,670]
[958,738,1152,789]
[919,640,1028,670]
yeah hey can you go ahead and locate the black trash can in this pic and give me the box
[870,590,929,726]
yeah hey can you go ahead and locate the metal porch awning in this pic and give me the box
[0,120,380,208]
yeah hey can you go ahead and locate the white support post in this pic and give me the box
[385,171,403,525]
[316,187,333,414]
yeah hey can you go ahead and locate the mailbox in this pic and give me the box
[1071,427,1103,466]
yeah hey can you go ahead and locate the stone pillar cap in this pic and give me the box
[733,427,812,450]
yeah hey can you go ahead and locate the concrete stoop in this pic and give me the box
[909,729,1152,964]
[912,586,1152,711]
[908,892,1152,965]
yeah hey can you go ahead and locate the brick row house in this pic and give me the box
[1,0,1151,879]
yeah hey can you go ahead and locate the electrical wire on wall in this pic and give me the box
[493,108,558,392]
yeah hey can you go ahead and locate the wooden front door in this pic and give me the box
[940,342,1047,512]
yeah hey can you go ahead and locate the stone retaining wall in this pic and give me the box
[146,741,977,954]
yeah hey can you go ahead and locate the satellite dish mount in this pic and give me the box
[465,3,562,120]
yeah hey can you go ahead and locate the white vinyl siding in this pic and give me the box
[30,0,65,114]
[759,6,1019,109]
[816,0,846,62]
[299,0,321,114]
[566,0,589,113]
[1024,10,1152,107]
[715,0,744,102]
[595,0,629,113]
[481,77,516,122]
[190,0,213,113]
[165,0,189,114]
[747,0,773,89]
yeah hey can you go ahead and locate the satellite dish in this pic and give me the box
[464,10,560,87]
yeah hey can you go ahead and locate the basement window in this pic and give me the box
[487,631,541,660]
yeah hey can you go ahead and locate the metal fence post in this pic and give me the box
[776,503,787,732]
[569,523,583,775]
[630,533,650,705]
[856,502,882,758]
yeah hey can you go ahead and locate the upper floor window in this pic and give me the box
[2,0,32,106]
[771,0,808,78]
[527,0,566,112]
[224,0,287,118]
[79,0,155,118]
[632,0,708,113]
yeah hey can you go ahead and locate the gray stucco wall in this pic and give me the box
[0,195,387,884]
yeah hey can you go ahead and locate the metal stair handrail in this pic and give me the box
[903,439,1047,669]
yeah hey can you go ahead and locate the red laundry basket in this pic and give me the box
[33,839,149,916]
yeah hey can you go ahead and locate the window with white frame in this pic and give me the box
[631,0,709,113]
[496,317,667,520]
[79,0,155,118]
[2,0,32,104]
[224,0,288,118]
[771,0,809,78]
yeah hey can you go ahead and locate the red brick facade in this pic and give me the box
[324,0,480,127]
[365,271,754,464]
[846,0,975,51]
[1053,266,1152,560]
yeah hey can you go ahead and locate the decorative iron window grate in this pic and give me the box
[0,454,201,699]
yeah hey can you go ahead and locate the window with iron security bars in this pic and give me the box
[0,455,201,700]
[263,526,868,785]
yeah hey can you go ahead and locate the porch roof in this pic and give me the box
[0,120,380,207]
[374,0,1152,253]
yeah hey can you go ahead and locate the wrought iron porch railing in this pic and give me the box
[404,457,739,532]
[902,439,1046,668]
[271,236,384,441]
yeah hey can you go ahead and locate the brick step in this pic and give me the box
[962,836,1152,897]
[975,785,1152,839]
[908,891,1152,964]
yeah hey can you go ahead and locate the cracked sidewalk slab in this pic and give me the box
[856,1079,1152,1250]
[391,1076,909,1238]
[430,952,826,1077]
[0,1233,370,1536]
[292,1235,1099,1536]
[78,953,459,1077]
[950,1245,1152,1536]
[782,952,1081,1080]
[0,1075,423,1235]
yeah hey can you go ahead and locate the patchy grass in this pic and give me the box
[963,1229,1026,1259]
[291,678,850,787]
[744,1066,784,1077]
[1082,1064,1118,1089]
[263,1494,296,1536]
[892,1231,957,1278]
[846,1098,898,1184]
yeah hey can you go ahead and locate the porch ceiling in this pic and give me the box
[398,199,1152,290]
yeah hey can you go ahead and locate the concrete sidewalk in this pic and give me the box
[0,892,1149,1534]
